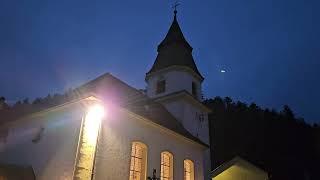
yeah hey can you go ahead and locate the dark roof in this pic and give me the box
[0,164,35,180]
[75,73,145,106]
[146,13,203,80]
[152,90,211,112]
[125,99,208,147]
[75,73,208,147]
[157,14,192,51]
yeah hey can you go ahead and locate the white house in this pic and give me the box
[210,157,269,180]
[0,10,212,180]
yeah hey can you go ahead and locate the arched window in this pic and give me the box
[129,142,148,180]
[160,151,173,180]
[184,159,194,180]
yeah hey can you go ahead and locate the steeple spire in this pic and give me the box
[157,6,192,52]
[146,6,204,80]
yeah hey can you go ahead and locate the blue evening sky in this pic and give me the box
[0,0,319,123]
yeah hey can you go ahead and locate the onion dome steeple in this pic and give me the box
[146,10,204,80]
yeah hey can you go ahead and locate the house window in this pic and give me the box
[160,151,173,180]
[192,82,197,97]
[156,80,166,94]
[129,142,147,180]
[184,159,194,180]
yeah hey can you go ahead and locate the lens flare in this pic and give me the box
[84,104,105,145]
[73,104,105,179]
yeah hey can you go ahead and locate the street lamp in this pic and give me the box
[73,103,106,180]
[85,104,105,145]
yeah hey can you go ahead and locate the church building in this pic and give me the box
[0,10,212,180]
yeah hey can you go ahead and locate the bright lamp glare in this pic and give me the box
[84,104,105,145]
[86,104,105,121]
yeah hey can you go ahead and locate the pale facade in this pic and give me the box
[0,95,207,180]
[0,101,85,179]
[0,10,212,180]
[211,157,269,180]
[93,104,206,180]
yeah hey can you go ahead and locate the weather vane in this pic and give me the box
[172,1,180,15]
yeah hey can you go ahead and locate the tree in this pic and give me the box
[23,98,29,104]
[281,105,295,120]
[204,96,319,180]
[32,98,43,105]
[0,96,9,110]
[13,100,22,108]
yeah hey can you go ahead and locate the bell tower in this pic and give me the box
[146,9,204,101]
[145,10,211,145]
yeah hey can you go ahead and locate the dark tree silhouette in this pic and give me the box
[0,96,9,110]
[204,97,319,180]
[281,105,295,119]
[23,98,29,104]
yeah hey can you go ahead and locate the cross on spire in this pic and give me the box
[172,1,180,17]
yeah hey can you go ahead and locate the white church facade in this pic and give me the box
[0,11,212,180]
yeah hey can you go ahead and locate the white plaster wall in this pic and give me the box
[183,102,209,145]
[146,70,202,100]
[0,104,84,180]
[0,102,209,180]
[158,100,185,124]
[93,107,206,180]
[160,99,209,145]
[181,102,211,178]
[160,99,212,178]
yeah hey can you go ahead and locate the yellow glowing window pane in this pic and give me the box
[129,142,147,180]
[185,162,191,172]
[160,152,173,180]
[184,160,194,180]
[164,166,170,176]
[136,146,142,157]
[135,159,142,171]
[130,157,135,170]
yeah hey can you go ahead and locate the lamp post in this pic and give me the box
[147,169,160,180]
[90,106,103,180]
[73,103,105,180]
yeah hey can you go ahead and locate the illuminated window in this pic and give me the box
[184,159,194,180]
[156,80,166,94]
[160,151,173,180]
[129,142,147,180]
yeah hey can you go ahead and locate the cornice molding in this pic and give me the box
[145,65,204,82]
